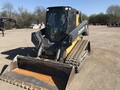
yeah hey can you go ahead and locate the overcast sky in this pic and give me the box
[0,0,120,16]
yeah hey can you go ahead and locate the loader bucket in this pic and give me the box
[0,55,75,90]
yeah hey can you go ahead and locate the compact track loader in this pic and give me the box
[0,6,91,90]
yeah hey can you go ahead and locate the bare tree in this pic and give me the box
[106,5,120,23]
[2,2,14,18]
[107,5,120,15]
[34,6,46,24]
[16,7,37,28]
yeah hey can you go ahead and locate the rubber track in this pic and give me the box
[66,39,89,63]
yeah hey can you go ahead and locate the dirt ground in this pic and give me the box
[0,26,120,90]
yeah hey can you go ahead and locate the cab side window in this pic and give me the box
[68,11,76,33]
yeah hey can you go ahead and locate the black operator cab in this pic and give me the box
[45,6,81,42]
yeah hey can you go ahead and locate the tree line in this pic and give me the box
[89,5,120,25]
[0,2,120,29]
[0,2,46,29]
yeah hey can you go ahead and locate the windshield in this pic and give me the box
[46,9,67,42]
